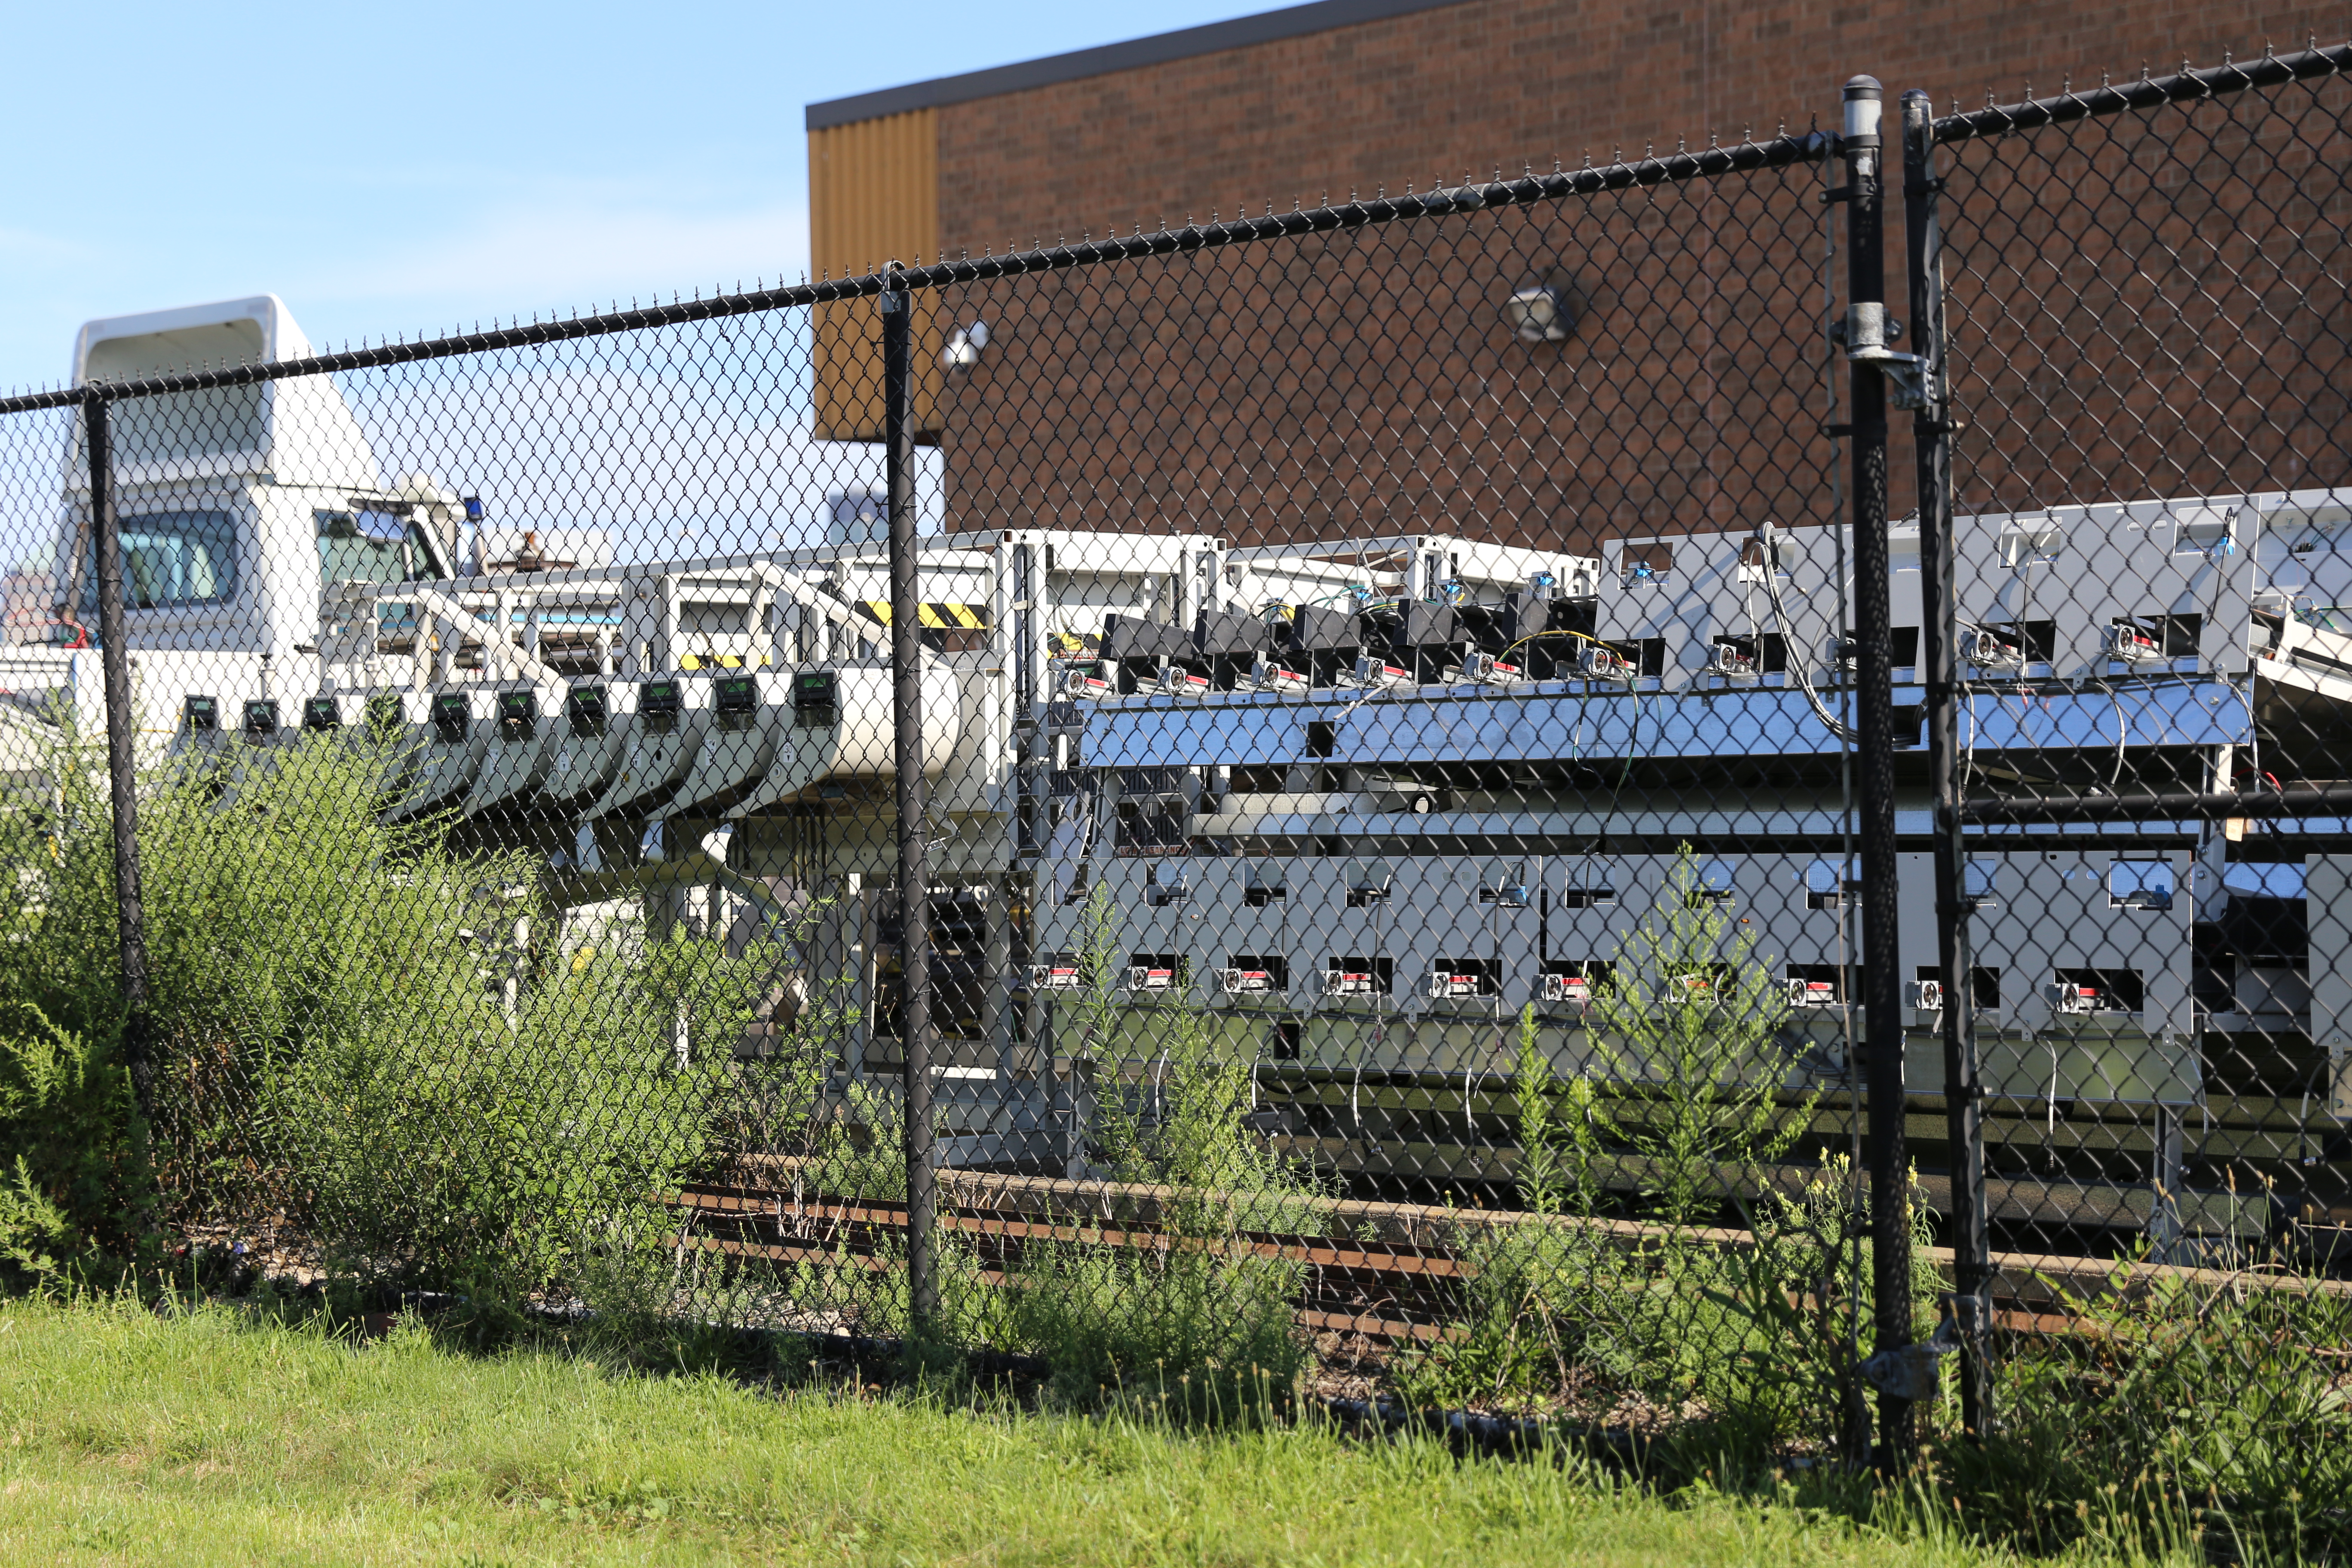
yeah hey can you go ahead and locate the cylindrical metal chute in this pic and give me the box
[724,666,960,820]
[579,676,710,823]
[464,683,573,817]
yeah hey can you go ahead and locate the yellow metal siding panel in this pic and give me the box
[811,110,943,443]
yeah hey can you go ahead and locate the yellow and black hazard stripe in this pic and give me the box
[851,600,990,631]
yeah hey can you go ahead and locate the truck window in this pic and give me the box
[80,510,236,610]
[316,508,429,584]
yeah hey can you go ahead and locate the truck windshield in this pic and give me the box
[317,508,421,584]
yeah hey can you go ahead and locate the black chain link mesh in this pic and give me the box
[921,152,1876,1449]
[1925,47,2352,1547]
[0,49,2343,1546]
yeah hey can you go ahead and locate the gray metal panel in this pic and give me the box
[1954,502,2258,679]
[1083,681,2249,767]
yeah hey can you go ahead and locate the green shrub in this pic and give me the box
[1019,1003,1311,1412]
[1392,1217,1618,1415]
[1683,1155,1942,1453]
[0,723,803,1304]
[1406,864,1843,1424]
[1945,1252,2352,1559]
[1395,1007,1616,1411]
[995,894,1316,1413]
[1005,1232,1305,1417]
[0,998,146,1286]
[1512,1002,1608,1220]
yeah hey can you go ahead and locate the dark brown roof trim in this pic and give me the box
[806,0,1476,130]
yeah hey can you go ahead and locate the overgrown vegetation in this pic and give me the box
[1946,1255,2352,1560]
[1585,844,1818,1227]
[1388,846,2352,1555]
[1402,848,1881,1452]
[1513,1001,1607,1221]
[1391,1007,1609,1413]
[5,751,2346,1557]
[993,881,1316,1411]
[0,993,145,1280]
[0,723,793,1303]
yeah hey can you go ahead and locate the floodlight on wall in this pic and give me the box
[942,320,991,367]
[1502,282,1576,343]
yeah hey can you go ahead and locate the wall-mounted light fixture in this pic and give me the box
[942,319,992,366]
[1502,279,1577,343]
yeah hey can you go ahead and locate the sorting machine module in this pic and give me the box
[18,297,2352,1257]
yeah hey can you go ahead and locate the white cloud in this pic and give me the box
[296,199,813,329]
[0,197,815,396]
[0,227,98,266]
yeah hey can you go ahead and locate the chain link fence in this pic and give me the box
[0,43,2346,1556]
[1915,49,2352,1548]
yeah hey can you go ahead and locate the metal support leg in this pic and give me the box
[1903,84,1996,1440]
[881,269,937,1329]
[987,876,1014,1154]
[2151,1105,2187,1259]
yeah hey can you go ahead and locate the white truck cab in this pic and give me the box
[45,295,466,747]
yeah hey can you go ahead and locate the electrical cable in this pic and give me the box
[1599,684,1645,803]
[2247,676,2269,802]
[2081,675,2128,793]
[1947,534,2047,772]
[1259,584,1369,627]
[1755,521,1862,743]
[1957,690,1982,813]
[1493,623,1612,686]
[1498,625,1606,661]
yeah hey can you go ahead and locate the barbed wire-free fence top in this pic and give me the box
[1,44,2349,1559]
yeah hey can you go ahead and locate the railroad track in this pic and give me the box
[672,1181,1463,1343]
[667,1162,2352,1348]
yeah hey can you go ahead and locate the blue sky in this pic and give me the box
[0,0,1265,395]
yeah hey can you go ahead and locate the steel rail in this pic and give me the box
[1931,41,2352,145]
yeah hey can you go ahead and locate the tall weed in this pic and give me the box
[1404,851,1838,1426]
[1943,1252,2352,1559]
[1586,843,1816,1228]
[0,723,798,1302]
[1003,889,1317,1412]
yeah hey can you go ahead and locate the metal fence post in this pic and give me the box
[1838,74,1917,1467]
[1902,86,1995,1439]
[881,267,937,1328]
[84,392,156,1142]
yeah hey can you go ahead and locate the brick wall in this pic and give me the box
[932,164,1843,549]
[933,2,2338,263]
[916,2,2350,548]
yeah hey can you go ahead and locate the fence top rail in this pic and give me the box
[1928,40,2352,147]
[0,130,1832,417]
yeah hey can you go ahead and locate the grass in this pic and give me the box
[0,1297,2213,1567]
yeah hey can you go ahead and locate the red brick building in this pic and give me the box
[806,1,2351,547]
[814,0,2337,273]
